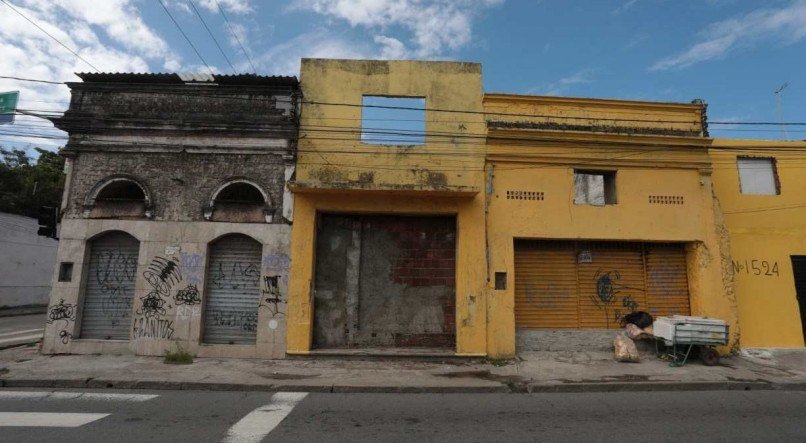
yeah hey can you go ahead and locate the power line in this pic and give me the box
[157,0,215,77]
[5,73,806,127]
[187,0,237,74]
[0,0,100,72]
[0,75,65,85]
[213,0,257,73]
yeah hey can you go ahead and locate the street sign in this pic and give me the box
[0,90,20,124]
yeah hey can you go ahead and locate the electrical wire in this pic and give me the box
[157,0,215,77]
[213,0,257,73]
[4,73,806,129]
[187,0,237,74]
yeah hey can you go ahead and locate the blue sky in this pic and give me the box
[1,0,805,155]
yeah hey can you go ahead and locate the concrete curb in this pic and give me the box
[2,377,804,393]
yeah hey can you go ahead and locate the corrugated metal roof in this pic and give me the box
[75,72,298,86]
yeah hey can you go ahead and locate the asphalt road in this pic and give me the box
[0,389,804,442]
[0,314,46,349]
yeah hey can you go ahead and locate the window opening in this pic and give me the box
[574,170,616,205]
[738,157,779,195]
[361,96,425,145]
[96,181,145,202]
[214,182,264,205]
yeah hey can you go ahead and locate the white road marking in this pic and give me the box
[222,392,308,443]
[0,391,159,402]
[0,412,109,427]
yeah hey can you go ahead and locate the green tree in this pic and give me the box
[0,147,65,218]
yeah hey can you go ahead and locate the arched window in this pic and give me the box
[84,176,152,219]
[205,179,272,223]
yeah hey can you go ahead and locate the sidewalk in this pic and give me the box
[0,344,804,393]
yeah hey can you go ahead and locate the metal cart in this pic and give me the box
[652,316,729,367]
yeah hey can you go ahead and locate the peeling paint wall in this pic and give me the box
[313,214,456,348]
[711,139,806,348]
[287,59,487,357]
[483,94,736,357]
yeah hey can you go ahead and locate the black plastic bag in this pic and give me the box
[622,311,653,328]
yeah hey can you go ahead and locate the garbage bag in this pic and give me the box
[623,311,653,329]
[624,323,645,340]
[614,333,640,363]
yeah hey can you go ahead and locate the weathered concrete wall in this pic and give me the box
[44,74,299,358]
[64,152,286,222]
[0,213,58,309]
[294,59,486,193]
[288,193,487,356]
[483,94,733,358]
[313,214,455,348]
[711,139,806,348]
[42,218,290,358]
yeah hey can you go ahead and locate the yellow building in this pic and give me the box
[286,58,798,359]
[710,139,806,348]
[286,59,489,356]
[483,94,738,357]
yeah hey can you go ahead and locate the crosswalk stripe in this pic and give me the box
[0,412,109,427]
[0,391,159,402]
[222,392,308,443]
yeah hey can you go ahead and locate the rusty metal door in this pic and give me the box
[313,214,457,348]
[514,241,689,330]
[80,231,139,340]
[202,234,262,345]
[645,244,691,317]
[514,241,579,328]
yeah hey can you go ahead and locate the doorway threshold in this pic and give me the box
[304,347,460,359]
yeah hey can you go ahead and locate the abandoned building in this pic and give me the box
[40,59,805,360]
[41,72,300,358]
[286,59,488,357]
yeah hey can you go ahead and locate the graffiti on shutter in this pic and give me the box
[79,231,139,340]
[202,234,263,345]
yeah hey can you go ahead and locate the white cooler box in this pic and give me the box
[653,316,729,345]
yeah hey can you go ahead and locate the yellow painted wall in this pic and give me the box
[287,59,488,356]
[484,94,737,357]
[710,139,806,348]
[295,59,486,193]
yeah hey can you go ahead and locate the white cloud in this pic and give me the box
[253,28,374,75]
[0,0,186,153]
[650,0,806,71]
[531,68,598,96]
[197,0,252,14]
[374,35,409,59]
[612,0,639,15]
[290,0,503,58]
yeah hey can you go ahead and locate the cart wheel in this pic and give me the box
[700,347,720,366]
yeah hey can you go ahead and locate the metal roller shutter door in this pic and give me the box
[578,242,646,329]
[646,244,691,317]
[80,232,139,340]
[203,234,262,345]
[514,241,579,328]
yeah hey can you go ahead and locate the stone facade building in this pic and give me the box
[42,73,299,358]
